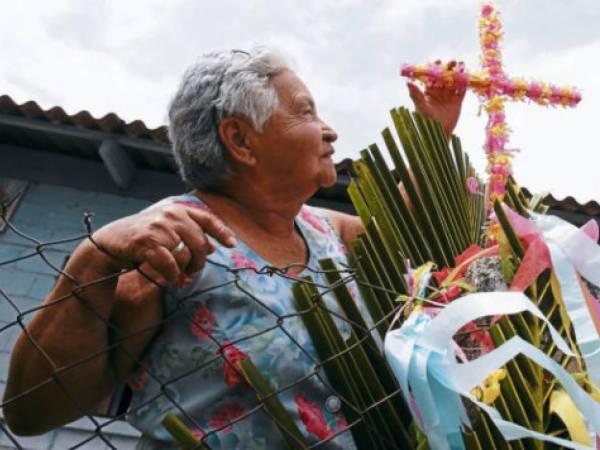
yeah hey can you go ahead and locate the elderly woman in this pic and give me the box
[4,48,465,448]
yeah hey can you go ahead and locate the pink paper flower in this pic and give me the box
[482,4,493,17]
[467,177,482,196]
[460,321,495,354]
[400,64,416,77]
[433,245,497,302]
[527,83,542,100]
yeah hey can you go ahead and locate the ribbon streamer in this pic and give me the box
[526,211,600,385]
[385,292,600,449]
[496,206,600,382]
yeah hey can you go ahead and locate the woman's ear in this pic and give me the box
[218,117,256,167]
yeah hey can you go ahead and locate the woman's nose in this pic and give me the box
[321,119,338,143]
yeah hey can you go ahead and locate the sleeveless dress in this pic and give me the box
[127,194,371,450]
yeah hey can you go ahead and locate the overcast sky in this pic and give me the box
[2,0,599,203]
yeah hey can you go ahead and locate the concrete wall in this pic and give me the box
[0,181,151,449]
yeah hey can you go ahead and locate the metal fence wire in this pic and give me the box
[0,190,493,450]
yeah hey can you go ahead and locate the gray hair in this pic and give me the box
[168,47,292,190]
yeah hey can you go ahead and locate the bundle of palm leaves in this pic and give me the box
[287,108,600,449]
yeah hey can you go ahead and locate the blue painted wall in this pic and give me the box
[0,182,152,449]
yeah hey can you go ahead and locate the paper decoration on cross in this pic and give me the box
[401,2,582,206]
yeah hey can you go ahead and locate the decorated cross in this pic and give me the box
[401,1,581,206]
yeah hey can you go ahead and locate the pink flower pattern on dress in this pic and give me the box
[300,208,329,234]
[190,428,206,441]
[216,341,249,386]
[231,251,258,271]
[128,359,152,391]
[209,404,245,433]
[190,305,217,341]
[295,393,334,440]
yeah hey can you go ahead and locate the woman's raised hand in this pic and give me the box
[92,203,237,286]
[407,61,467,137]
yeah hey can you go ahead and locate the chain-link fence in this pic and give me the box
[0,189,435,450]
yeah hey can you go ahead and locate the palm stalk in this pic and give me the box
[238,358,308,450]
[162,413,210,450]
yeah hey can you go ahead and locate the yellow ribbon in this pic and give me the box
[549,390,592,446]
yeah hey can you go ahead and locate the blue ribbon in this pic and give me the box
[385,291,600,449]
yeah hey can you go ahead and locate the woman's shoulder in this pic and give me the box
[297,205,350,259]
[301,206,363,252]
[144,193,212,212]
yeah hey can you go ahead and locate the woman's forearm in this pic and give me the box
[3,238,122,435]
[3,201,231,435]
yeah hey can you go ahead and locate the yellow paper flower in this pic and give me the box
[471,369,507,405]
[485,95,504,112]
[489,123,509,137]
[484,222,503,243]
[488,154,511,165]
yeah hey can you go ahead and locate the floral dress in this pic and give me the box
[127,194,369,450]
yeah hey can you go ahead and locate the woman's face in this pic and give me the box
[250,70,338,196]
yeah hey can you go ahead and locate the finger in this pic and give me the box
[143,246,181,286]
[174,224,212,275]
[137,261,169,286]
[140,256,196,288]
[186,208,237,248]
[444,85,457,102]
[424,85,446,102]
[435,82,455,102]
[426,84,445,97]
[407,82,426,107]
[171,242,196,273]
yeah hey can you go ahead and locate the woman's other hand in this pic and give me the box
[407,61,467,138]
[93,203,237,286]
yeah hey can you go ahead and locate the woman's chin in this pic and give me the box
[319,165,338,188]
